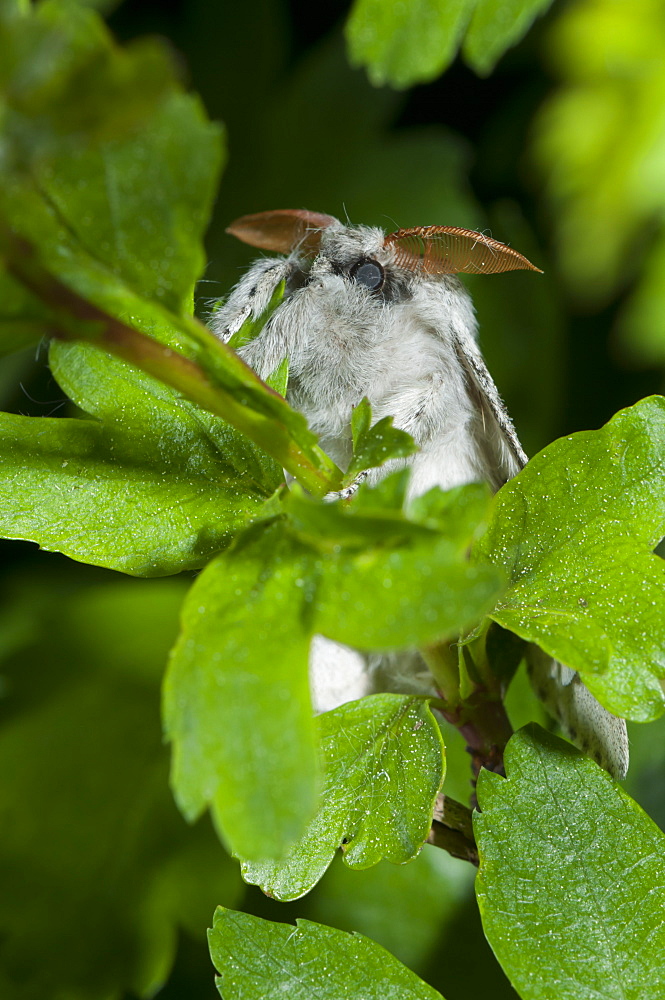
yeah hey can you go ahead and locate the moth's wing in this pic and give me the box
[367,649,439,698]
[211,256,297,343]
[452,324,528,487]
[528,646,629,780]
[452,332,630,778]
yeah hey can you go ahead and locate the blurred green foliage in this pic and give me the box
[346,0,556,85]
[533,0,665,367]
[2,1,665,999]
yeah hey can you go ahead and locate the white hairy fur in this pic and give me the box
[212,218,629,779]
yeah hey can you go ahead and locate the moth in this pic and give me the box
[212,208,629,780]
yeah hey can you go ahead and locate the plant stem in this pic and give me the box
[444,693,513,780]
[0,224,343,497]
[427,795,478,866]
[425,633,514,780]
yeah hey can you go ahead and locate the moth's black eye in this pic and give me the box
[349,259,384,291]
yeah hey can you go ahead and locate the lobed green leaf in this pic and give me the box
[166,485,500,861]
[345,0,556,88]
[0,2,342,496]
[163,520,320,861]
[475,724,665,999]
[476,396,665,720]
[209,908,444,1000]
[0,409,268,576]
[345,413,418,483]
[290,480,504,650]
[463,0,556,76]
[242,694,445,900]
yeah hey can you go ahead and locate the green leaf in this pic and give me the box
[283,481,503,649]
[345,413,418,483]
[163,520,320,861]
[463,0,556,76]
[30,91,223,315]
[0,1,175,144]
[0,575,243,1000]
[242,694,445,900]
[208,908,445,1000]
[316,536,503,650]
[475,396,665,721]
[303,848,473,973]
[345,0,555,88]
[351,395,372,447]
[0,407,268,576]
[0,2,342,496]
[284,484,435,550]
[350,467,412,511]
[316,488,504,650]
[164,485,500,862]
[475,724,665,999]
[50,339,283,499]
[266,355,289,397]
[346,0,474,89]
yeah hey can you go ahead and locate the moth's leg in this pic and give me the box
[210,256,297,342]
[323,470,368,502]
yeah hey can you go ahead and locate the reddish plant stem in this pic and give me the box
[444,693,514,780]
[0,224,342,496]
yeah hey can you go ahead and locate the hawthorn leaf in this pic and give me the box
[0,576,242,1000]
[242,694,445,900]
[284,482,503,650]
[351,395,372,447]
[349,467,412,512]
[282,481,504,649]
[283,484,435,549]
[476,396,665,721]
[345,0,555,88]
[346,0,475,89]
[0,1,175,144]
[163,520,320,861]
[0,4,209,318]
[31,91,222,316]
[316,520,503,651]
[463,0,556,76]
[50,340,283,498]
[209,908,444,1000]
[303,848,473,972]
[475,724,665,999]
[0,410,268,576]
[345,414,418,483]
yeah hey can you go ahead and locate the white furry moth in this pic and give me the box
[212,208,629,780]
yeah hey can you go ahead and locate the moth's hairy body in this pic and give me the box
[213,212,629,779]
[216,224,522,495]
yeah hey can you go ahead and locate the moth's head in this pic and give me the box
[226,209,542,300]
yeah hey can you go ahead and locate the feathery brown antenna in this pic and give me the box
[384,226,543,275]
[226,209,338,255]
